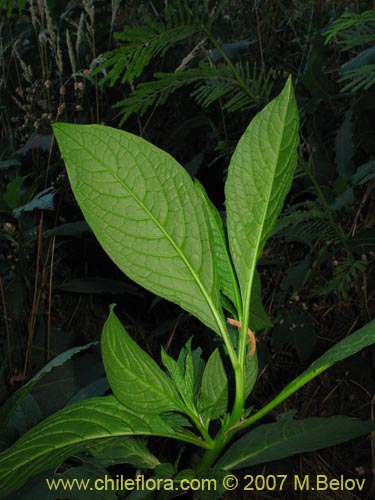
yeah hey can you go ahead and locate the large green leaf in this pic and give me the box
[53,123,224,335]
[101,308,184,414]
[0,396,205,498]
[225,77,299,327]
[217,413,374,470]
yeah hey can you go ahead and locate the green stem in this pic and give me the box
[186,411,214,447]
[227,358,336,434]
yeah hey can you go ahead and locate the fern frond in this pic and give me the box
[272,202,337,246]
[311,258,367,299]
[273,202,326,235]
[191,76,235,108]
[339,64,375,92]
[94,0,207,87]
[324,10,375,51]
[114,64,223,124]
[223,62,274,111]
[115,61,268,124]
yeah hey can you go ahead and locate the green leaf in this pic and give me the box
[53,123,224,335]
[225,77,299,332]
[0,396,205,498]
[194,180,241,313]
[198,349,228,423]
[161,339,204,414]
[217,413,374,470]
[101,308,184,414]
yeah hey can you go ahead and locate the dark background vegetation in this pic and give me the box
[1,0,375,498]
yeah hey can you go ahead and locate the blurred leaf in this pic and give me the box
[342,46,375,71]
[335,109,354,177]
[0,159,21,169]
[351,160,375,186]
[12,187,55,217]
[66,378,110,406]
[272,313,316,363]
[301,37,336,97]
[280,261,310,292]
[349,229,375,255]
[3,176,26,210]
[17,134,53,155]
[0,342,98,440]
[43,221,91,237]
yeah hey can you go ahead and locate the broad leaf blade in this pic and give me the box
[0,396,204,498]
[53,123,223,334]
[217,413,374,470]
[225,77,299,322]
[102,308,183,414]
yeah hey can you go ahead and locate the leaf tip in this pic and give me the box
[109,303,117,314]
